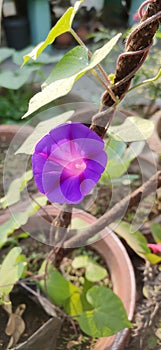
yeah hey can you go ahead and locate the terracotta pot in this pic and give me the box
[0,124,34,146]
[0,124,33,220]
[0,125,29,141]
[21,205,136,350]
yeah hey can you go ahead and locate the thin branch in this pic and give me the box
[70,27,111,83]
[29,194,53,222]
[70,28,118,103]
[18,281,66,318]
[64,171,161,248]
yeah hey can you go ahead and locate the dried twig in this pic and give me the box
[91,0,161,134]
[64,171,161,248]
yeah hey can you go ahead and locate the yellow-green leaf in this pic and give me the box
[78,286,132,337]
[22,33,121,118]
[17,110,74,154]
[23,1,83,65]
[109,116,154,142]
[0,247,25,298]
[0,170,33,208]
[112,221,150,259]
[0,196,47,247]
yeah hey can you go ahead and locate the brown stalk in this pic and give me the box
[64,171,161,248]
[91,0,161,135]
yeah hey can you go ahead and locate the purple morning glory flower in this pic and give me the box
[32,122,107,204]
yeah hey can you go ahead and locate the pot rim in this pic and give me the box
[39,206,136,350]
[0,206,136,350]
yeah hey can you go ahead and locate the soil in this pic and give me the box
[0,235,50,349]
[56,319,96,350]
[0,235,111,350]
[0,285,50,350]
[124,259,161,350]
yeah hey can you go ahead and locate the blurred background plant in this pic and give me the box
[0,46,63,124]
[0,1,161,347]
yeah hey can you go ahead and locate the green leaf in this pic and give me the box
[86,34,121,70]
[7,232,30,245]
[13,46,63,69]
[12,46,34,65]
[0,170,33,208]
[86,263,107,282]
[32,51,64,65]
[112,221,151,259]
[44,34,121,88]
[43,46,88,87]
[22,34,121,118]
[0,48,14,63]
[0,196,47,247]
[64,291,83,317]
[0,247,25,298]
[144,253,161,264]
[72,255,89,269]
[0,67,37,89]
[16,110,74,155]
[109,116,154,142]
[80,279,93,311]
[23,1,83,65]
[123,141,145,163]
[13,46,62,66]
[70,217,88,230]
[22,76,77,119]
[102,137,144,180]
[106,137,126,157]
[72,255,107,282]
[151,223,161,243]
[78,286,132,337]
[38,262,82,316]
[104,138,127,179]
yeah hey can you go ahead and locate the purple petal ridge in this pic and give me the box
[32,122,107,204]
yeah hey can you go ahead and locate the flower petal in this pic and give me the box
[35,134,56,155]
[42,171,65,203]
[32,153,47,175]
[60,175,83,204]
[32,122,108,204]
[148,243,161,254]
[69,123,103,143]
[49,123,72,145]
[84,158,107,181]
[80,178,96,196]
[41,157,65,203]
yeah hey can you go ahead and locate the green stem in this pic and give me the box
[70,28,117,103]
[126,68,161,95]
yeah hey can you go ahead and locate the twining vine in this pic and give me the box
[91,0,161,136]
